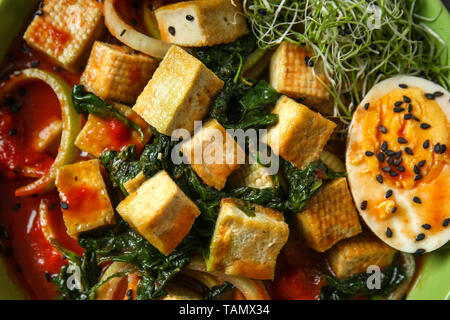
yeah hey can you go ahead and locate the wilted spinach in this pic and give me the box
[320,265,406,300]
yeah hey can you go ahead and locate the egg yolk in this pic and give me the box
[357,87,449,190]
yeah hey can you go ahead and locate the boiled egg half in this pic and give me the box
[346,76,450,254]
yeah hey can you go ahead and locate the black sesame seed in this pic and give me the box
[394,101,403,107]
[120,29,126,37]
[45,271,51,282]
[418,160,426,167]
[443,218,450,227]
[398,137,408,144]
[416,233,425,241]
[60,202,69,210]
[403,96,411,103]
[414,174,423,181]
[393,107,405,113]
[9,128,17,136]
[18,87,26,96]
[364,103,370,110]
[386,227,393,238]
[405,147,414,155]
[30,60,40,67]
[381,141,388,151]
[376,174,383,184]
[394,151,402,159]
[304,56,310,64]
[379,125,387,134]
[387,156,393,165]
[382,166,391,172]
[422,224,431,230]
[440,144,446,154]
[13,203,21,211]
[394,159,402,166]
[386,150,395,157]
[434,143,441,153]
[433,91,444,98]
[186,14,195,21]
[420,123,431,129]
[414,249,426,256]
[424,93,435,100]
[391,206,397,213]
[308,59,314,67]
[408,104,413,113]
[413,165,420,175]
[423,140,430,149]
[385,189,393,198]
[168,26,176,35]
[365,151,374,156]
[412,115,420,122]
[404,113,412,120]
[413,196,421,204]
[360,200,368,210]
[377,152,385,162]
[389,170,399,177]
[399,84,408,89]
[126,289,133,297]
[397,166,405,172]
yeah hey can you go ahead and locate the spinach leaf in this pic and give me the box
[51,240,100,300]
[193,35,279,129]
[320,265,406,300]
[72,85,145,142]
[100,145,141,195]
[204,281,234,300]
[78,218,191,300]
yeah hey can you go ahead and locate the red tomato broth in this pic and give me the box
[0,42,83,299]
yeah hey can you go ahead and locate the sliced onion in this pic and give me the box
[187,256,271,300]
[0,69,82,197]
[104,0,171,59]
[320,150,346,172]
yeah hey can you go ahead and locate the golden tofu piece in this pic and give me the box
[133,45,224,136]
[55,159,115,238]
[80,42,158,104]
[327,234,397,279]
[228,162,275,189]
[267,96,336,169]
[116,171,200,256]
[296,177,362,252]
[180,119,244,190]
[270,42,330,104]
[24,0,104,72]
[74,103,151,157]
[155,0,248,47]
[207,198,289,280]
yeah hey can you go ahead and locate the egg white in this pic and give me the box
[346,75,450,253]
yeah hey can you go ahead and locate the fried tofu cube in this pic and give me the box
[24,0,104,72]
[228,162,275,189]
[180,119,244,190]
[55,159,115,238]
[74,103,151,157]
[207,198,289,280]
[80,42,158,104]
[296,177,361,252]
[266,96,336,169]
[133,46,223,136]
[327,234,397,279]
[155,0,248,47]
[270,42,330,104]
[116,171,200,255]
